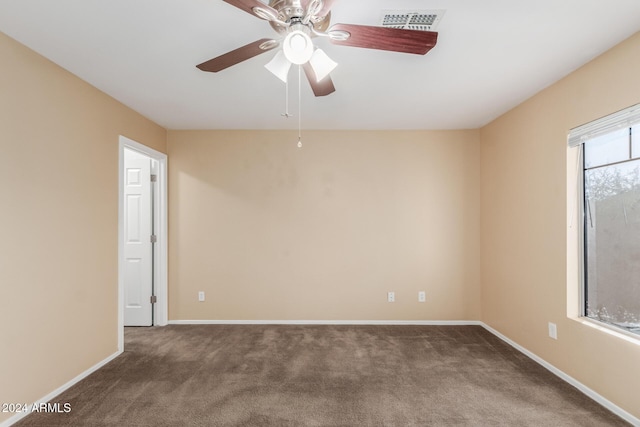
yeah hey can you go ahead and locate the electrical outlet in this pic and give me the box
[387,292,395,303]
[198,291,205,302]
[548,322,557,340]
[418,291,426,302]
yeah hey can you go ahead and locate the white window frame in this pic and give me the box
[568,103,640,339]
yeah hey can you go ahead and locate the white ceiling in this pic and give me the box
[1,0,639,130]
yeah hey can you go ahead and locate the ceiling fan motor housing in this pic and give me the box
[268,0,331,34]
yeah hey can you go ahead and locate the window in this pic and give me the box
[569,105,640,337]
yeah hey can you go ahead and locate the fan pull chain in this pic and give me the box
[297,65,302,148]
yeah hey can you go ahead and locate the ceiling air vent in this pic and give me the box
[380,10,445,31]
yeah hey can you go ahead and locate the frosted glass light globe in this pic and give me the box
[283,30,313,65]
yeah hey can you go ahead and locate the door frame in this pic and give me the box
[118,135,168,351]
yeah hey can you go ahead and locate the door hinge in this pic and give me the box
[150,174,157,183]
[150,295,157,304]
[150,235,157,243]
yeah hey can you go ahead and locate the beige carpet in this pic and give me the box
[15,325,629,426]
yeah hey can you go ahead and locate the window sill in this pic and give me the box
[573,316,640,346]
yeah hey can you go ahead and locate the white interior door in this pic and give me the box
[123,148,153,326]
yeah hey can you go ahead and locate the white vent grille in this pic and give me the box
[380,10,445,31]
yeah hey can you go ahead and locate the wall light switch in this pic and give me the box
[198,291,205,302]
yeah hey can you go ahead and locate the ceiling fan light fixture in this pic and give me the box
[265,50,292,83]
[283,30,314,65]
[309,48,337,82]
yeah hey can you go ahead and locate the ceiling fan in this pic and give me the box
[196,0,438,96]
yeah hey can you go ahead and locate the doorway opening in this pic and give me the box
[118,136,168,351]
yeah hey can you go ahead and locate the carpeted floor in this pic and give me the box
[15,325,629,426]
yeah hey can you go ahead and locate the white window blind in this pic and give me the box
[567,103,640,147]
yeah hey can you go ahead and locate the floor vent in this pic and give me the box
[380,10,445,31]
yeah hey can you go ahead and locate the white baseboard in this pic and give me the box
[168,319,483,326]
[0,350,122,427]
[480,323,640,426]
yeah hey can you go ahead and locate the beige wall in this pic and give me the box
[480,31,640,418]
[0,32,166,423]
[168,130,481,321]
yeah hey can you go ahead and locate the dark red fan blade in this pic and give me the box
[329,24,437,55]
[223,0,279,19]
[302,62,335,97]
[300,0,335,18]
[196,39,277,73]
